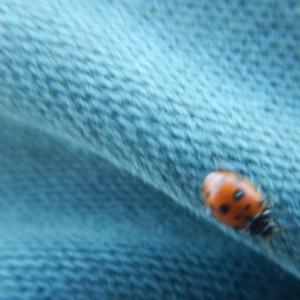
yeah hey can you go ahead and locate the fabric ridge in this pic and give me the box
[0,0,300,298]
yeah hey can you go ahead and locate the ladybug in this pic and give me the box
[203,171,280,239]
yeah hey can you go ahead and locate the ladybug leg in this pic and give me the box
[264,199,275,207]
[263,224,286,251]
[264,238,271,251]
[206,206,212,216]
[242,228,250,236]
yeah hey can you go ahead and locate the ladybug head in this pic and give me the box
[247,207,280,239]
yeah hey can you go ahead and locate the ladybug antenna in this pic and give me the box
[213,155,223,171]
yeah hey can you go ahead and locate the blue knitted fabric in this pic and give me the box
[1,0,300,299]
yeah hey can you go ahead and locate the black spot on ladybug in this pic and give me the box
[244,204,251,210]
[234,214,242,220]
[219,203,230,215]
[233,189,244,201]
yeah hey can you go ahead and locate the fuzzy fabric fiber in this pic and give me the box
[0,0,300,299]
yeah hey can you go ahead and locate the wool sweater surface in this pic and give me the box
[0,0,300,299]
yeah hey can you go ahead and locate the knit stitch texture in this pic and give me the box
[0,0,300,298]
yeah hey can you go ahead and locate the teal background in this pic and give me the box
[0,0,300,298]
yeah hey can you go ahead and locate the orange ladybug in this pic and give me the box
[203,171,280,239]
